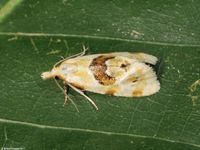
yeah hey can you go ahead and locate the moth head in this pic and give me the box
[41,67,61,80]
[41,63,77,80]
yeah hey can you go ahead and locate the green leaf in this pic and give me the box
[0,0,200,149]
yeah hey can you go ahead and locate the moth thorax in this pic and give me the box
[60,63,77,74]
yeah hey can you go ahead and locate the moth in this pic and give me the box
[41,46,160,110]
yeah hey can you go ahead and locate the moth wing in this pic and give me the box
[113,61,160,97]
[111,52,158,65]
[105,56,137,80]
[62,54,160,97]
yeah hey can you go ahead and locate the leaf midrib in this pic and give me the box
[0,32,200,47]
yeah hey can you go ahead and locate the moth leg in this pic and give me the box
[68,83,98,110]
[53,78,79,112]
[53,78,69,105]
[63,85,69,106]
[63,82,79,112]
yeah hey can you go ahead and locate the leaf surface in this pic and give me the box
[0,0,200,149]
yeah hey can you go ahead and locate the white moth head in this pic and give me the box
[41,63,77,80]
[41,67,60,80]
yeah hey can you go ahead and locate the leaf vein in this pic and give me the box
[0,118,200,148]
[0,32,200,47]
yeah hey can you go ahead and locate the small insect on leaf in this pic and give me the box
[41,48,160,110]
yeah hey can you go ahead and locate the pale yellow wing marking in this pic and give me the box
[105,85,120,96]
[120,62,158,97]
[105,56,137,82]
[104,60,159,97]
[109,52,158,65]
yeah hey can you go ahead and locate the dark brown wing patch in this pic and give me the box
[120,62,130,72]
[89,55,116,85]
